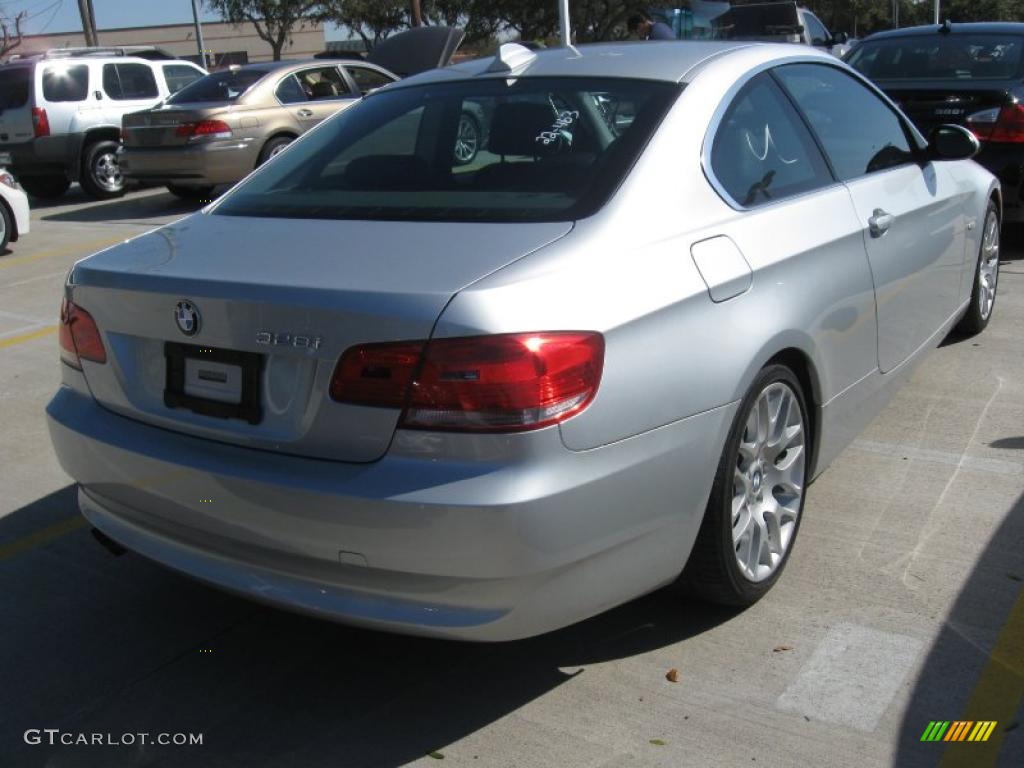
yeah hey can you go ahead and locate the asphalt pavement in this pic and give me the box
[1,185,1022,768]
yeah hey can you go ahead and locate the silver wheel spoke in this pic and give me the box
[731,380,806,583]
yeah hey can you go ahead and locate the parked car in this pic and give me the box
[712,1,837,51]
[48,41,1000,641]
[120,27,471,198]
[847,21,1024,223]
[0,47,205,199]
[0,153,30,250]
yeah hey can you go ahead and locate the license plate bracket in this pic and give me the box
[164,342,262,425]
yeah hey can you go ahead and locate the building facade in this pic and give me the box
[18,19,326,67]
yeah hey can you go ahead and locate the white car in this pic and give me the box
[0,47,205,199]
[0,162,29,250]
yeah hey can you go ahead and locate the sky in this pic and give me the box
[12,0,346,40]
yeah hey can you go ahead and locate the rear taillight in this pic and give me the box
[31,107,49,138]
[967,104,1024,143]
[330,332,605,432]
[59,298,106,369]
[174,120,232,140]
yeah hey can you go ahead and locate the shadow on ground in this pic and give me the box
[894,490,1024,768]
[1,486,737,768]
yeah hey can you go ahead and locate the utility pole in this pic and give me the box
[411,0,422,27]
[76,0,96,46]
[86,0,98,43]
[892,0,899,29]
[190,0,207,68]
[558,0,571,46]
[934,0,940,24]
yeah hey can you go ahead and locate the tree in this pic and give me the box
[0,7,26,58]
[205,0,319,61]
[318,0,407,48]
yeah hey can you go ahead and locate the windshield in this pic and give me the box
[214,77,680,224]
[848,34,1024,81]
[167,69,267,104]
[0,67,30,109]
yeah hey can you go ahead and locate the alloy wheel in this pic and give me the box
[732,382,806,582]
[978,210,1000,321]
[454,114,479,165]
[92,151,123,192]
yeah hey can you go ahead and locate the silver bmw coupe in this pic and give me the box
[48,41,1001,641]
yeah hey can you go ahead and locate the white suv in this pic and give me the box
[0,48,205,199]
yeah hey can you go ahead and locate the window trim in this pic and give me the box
[701,56,927,211]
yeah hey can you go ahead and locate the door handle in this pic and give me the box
[868,208,894,237]
[297,108,314,117]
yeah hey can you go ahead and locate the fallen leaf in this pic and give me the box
[665,668,680,682]
[650,739,667,746]
[773,645,794,653]
[427,751,445,760]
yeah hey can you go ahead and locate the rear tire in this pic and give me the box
[955,202,1000,336]
[19,174,70,199]
[166,184,216,201]
[680,365,810,607]
[257,136,293,166]
[0,202,11,250]
[80,140,124,199]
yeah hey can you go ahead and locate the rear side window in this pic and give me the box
[345,66,393,95]
[774,64,915,181]
[710,72,832,207]
[214,77,681,223]
[275,74,307,104]
[0,67,30,109]
[295,67,351,101]
[103,63,158,100]
[803,13,830,46]
[162,64,203,95]
[42,64,89,102]
[848,34,1024,81]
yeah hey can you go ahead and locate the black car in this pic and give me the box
[847,22,1024,222]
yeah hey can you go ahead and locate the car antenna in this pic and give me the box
[485,43,537,74]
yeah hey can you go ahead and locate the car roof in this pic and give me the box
[394,41,836,90]
[862,22,1024,42]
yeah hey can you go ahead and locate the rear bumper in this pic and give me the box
[0,135,79,178]
[976,144,1024,222]
[46,385,733,640]
[119,140,260,187]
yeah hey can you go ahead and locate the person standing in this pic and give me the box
[627,11,677,40]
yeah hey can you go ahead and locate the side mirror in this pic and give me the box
[833,31,849,44]
[929,124,980,160]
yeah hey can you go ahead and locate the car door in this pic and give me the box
[774,63,968,373]
[287,65,358,132]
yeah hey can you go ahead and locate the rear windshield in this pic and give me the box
[167,69,266,104]
[214,77,680,223]
[0,67,30,109]
[848,34,1024,81]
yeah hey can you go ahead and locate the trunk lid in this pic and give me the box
[879,81,1013,136]
[69,212,572,462]
[0,65,35,146]
[122,104,231,148]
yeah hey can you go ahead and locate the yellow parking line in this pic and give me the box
[0,234,126,270]
[940,586,1024,766]
[0,516,87,562]
[0,325,56,349]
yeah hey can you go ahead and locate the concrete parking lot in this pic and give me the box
[1,186,1022,768]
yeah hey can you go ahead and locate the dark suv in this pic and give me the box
[847,22,1024,222]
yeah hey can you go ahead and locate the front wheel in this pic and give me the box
[680,365,810,606]
[453,112,480,166]
[80,140,124,199]
[955,202,1000,336]
[0,202,11,251]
